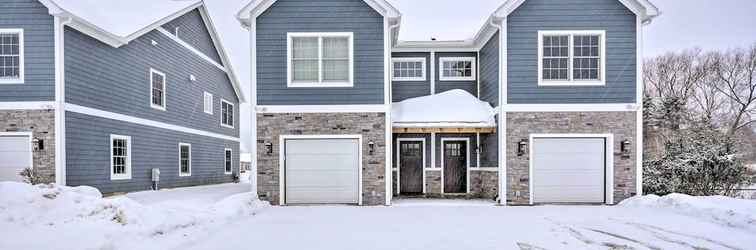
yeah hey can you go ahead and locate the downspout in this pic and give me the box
[54,15,72,185]
[488,16,506,205]
[385,18,401,205]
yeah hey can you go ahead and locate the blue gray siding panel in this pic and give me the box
[435,52,478,96]
[64,27,239,137]
[65,112,239,194]
[256,0,385,105]
[161,9,223,64]
[0,0,54,101]
[391,52,431,102]
[479,32,500,106]
[507,0,637,104]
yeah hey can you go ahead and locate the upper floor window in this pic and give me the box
[110,135,131,180]
[150,69,166,110]
[203,92,213,114]
[439,57,476,81]
[392,57,426,81]
[287,32,353,88]
[0,29,24,84]
[179,143,191,176]
[221,99,234,128]
[538,30,605,86]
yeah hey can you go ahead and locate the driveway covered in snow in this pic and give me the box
[1,182,755,250]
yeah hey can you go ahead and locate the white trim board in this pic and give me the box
[278,135,364,206]
[255,105,387,113]
[439,137,471,194]
[65,103,240,142]
[528,134,614,205]
[0,102,55,110]
[156,27,227,72]
[502,104,640,112]
[396,138,427,194]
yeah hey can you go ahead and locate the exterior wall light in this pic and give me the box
[265,142,273,155]
[368,141,375,155]
[32,137,44,151]
[517,139,528,157]
[621,139,632,154]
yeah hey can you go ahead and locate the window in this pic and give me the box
[110,135,131,180]
[538,30,605,86]
[150,69,166,110]
[224,148,232,174]
[439,57,476,81]
[392,57,426,81]
[221,99,234,128]
[287,32,353,87]
[203,92,213,114]
[0,29,23,84]
[179,143,191,176]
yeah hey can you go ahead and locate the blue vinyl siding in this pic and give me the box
[64,25,239,138]
[435,52,478,96]
[65,112,239,194]
[479,32,499,106]
[507,0,637,104]
[161,9,223,64]
[0,0,54,101]
[391,52,431,102]
[256,0,385,105]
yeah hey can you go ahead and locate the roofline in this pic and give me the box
[235,0,402,28]
[197,5,246,103]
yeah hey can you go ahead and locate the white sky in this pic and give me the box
[203,0,756,152]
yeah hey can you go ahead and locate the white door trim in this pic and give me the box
[440,137,471,194]
[396,138,426,194]
[528,134,614,205]
[0,132,33,174]
[279,135,363,205]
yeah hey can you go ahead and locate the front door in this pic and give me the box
[443,141,467,193]
[399,141,423,194]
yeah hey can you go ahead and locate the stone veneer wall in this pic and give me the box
[256,113,386,206]
[0,110,56,183]
[506,111,637,205]
[419,170,497,199]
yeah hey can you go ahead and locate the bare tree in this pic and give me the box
[710,43,756,139]
[644,49,706,102]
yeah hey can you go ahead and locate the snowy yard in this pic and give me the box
[1,182,755,250]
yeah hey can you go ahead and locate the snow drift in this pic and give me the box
[620,193,756,233]
[391,89,496,127]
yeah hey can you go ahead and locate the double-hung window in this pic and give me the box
[221,99,234,128]
[110,135,131,180]
[439,57,476,81]
[0,29,23,84]
[179,143,191,176]
[150,69,166,110]
[538,30,605,86]
[224,148,232,174]
[287,32,353,87]
[392,57,426,81]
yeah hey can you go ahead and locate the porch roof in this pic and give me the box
[391,90,496,133]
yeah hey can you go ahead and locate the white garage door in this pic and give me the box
[0,134,32,182]
[532,138,606,203]
[284,139,359,204]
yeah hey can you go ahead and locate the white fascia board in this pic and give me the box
[256,105,388,113]
[492,0,659,22]
[393,122,496,128]
[0,102,56,110]
[502,104,640,112]
[237,0,401,27]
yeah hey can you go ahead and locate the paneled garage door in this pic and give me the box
[284,138,359,204]
[532,138,606,204]
[0,134,32,182]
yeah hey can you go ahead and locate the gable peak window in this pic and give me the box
[221,99,234,128]
[392,57,427,81]
[439,57,476,81]
[538,30,605,86]
[287,32,353,87]
[150,69,166,110]
[0,29,24,84]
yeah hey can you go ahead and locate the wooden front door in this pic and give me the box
[399,141,423,194]
[443,141,467,193]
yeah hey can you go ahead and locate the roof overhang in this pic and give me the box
[493,0,660,23]
[235,0,402,28]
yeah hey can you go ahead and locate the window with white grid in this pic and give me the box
[179,143,191,176]
[221,99,234,128]
[110,135,131,180]
[392,57,426,81]
[538,30,605,86]
[0,29,23,83]
[287,32,353,87]
[439,57,476,81]
[150,69,166,110]
[225,148,232,174]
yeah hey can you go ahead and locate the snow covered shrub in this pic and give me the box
[643,123,752,196]
[19,167,45,185]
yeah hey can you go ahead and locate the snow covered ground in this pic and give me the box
[2,182,755,250]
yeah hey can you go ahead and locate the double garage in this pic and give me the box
[0,132,33,182]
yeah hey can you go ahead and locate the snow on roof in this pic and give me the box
[46,0,201,38]
[391,89,495,127]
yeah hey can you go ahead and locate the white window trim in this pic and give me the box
[391,57,427,81]
[203,92,213,115]
[220,98,234,128]
[179,142,192,177]
[286,32,354,88]
[110,134,132,180]
[224,148,233,175]
[149,68,167,111]
[0,28,24,84]
[537,30,606,86]
[438,57,476,81]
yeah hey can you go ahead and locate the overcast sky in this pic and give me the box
[203,0,756,152]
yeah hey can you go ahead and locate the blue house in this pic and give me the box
[0,0,245,193]
[237,0,659,206]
